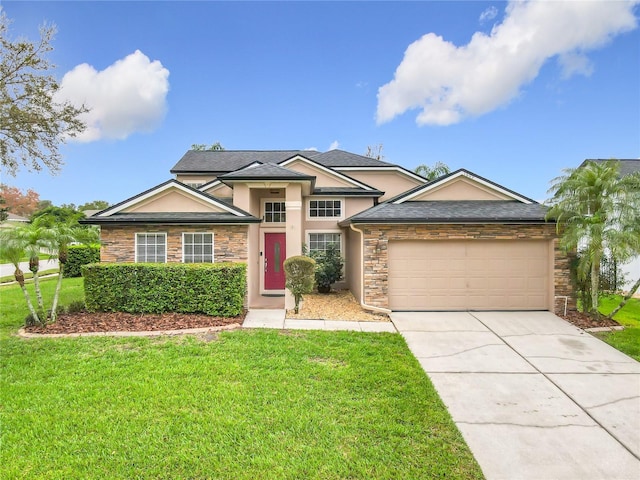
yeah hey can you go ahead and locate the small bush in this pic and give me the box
[310,244,344,293]
[64,244,100,278]
[82,263,246,317]
[283,256,315,314]
[65,300,87,313]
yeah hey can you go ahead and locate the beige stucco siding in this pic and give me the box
[126,190,226,213]
[410,177,513,201]
[345,227,362,303]
[201,183,233,198]
[285,160,355,188]
[338,170,423,201]
[175,175,217,185]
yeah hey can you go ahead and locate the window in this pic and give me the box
[309,199,342,218]
[263,201,286,223]
[183,233,214,263]
[136,233,166,263]
[308,233,341,254]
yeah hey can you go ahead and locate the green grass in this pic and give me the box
[594,295,640,361]
[0,268,60,284]
[0,278,483,479]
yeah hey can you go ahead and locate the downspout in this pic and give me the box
[349,223,392,314]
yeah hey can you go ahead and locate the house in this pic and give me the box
[84,149,572,313]
[0,212,30,230]
[580,159,640,292]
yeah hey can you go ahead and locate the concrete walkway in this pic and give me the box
[391,311,640,480]
[242,309,396,332]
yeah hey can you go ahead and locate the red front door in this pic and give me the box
[264,233,286,290]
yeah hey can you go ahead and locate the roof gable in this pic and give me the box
[280,155,376,191]
[390,169,535,205]
[409,175,513,201]
[96,180,252,217]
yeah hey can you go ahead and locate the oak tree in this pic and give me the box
[0,13,87,175]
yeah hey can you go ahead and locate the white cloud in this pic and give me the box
[328,140,340,150]
[56,50,170,142]
[377,1,638,126]
[479,6,498,24]
[558,51,594,79]
[305,147,319,151]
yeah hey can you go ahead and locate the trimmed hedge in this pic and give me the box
[64,244,101,278]
[82,263,246,317]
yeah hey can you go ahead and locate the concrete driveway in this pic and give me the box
[390,311,640,480]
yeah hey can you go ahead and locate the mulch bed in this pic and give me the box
[25,311,245,334]
[559,310,621,330]
[22,302,619,335]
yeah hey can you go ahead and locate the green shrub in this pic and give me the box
[64,244,100,278]
[310,244,344,293]
[283,256,315,314]
[82,263,246,317]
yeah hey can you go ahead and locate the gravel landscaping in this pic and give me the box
[286,289,390,322]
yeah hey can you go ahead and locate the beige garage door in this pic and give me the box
[388,240,550,310]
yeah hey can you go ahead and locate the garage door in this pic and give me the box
[388,240,550,310]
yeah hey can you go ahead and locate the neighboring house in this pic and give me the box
[0,212,30,229]
[83,149,572,313]
[580,159,640,292]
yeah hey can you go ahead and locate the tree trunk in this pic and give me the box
[50,263,64,323]
[590,255,600,318]
[608,277,640,320]
[29,257,44,311]
[14,268,41,326]
[32,269,45,318]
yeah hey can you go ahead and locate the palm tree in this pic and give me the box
[546,160,640,317]
[48,223,98,322]
[8,219,54,317]
[415,162,451,180]
[0,233,42,325]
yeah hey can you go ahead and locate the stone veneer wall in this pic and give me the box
[360,223,574,314]
[99,225,248,263]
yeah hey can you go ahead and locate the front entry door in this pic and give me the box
[264,233,286,290]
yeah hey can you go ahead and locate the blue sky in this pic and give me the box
[3,1,639,207]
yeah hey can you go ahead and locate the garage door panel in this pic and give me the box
[388,240,550,310]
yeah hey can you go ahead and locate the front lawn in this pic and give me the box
[594,295,640,361]
[0,278,483,479]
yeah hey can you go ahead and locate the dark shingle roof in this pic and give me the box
[312,187,383,197]
[82,212,261,225]
[170,150,320,174]
[343,201,550,224]
[583,159,640,177]
[219,163,315,181]
[312,149,395,167]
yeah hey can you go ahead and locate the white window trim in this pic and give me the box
[306,197,344,221]
[305,229,344,254]
[182,232,215,263]
[135,232,167,263]
[261,198,287,225]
